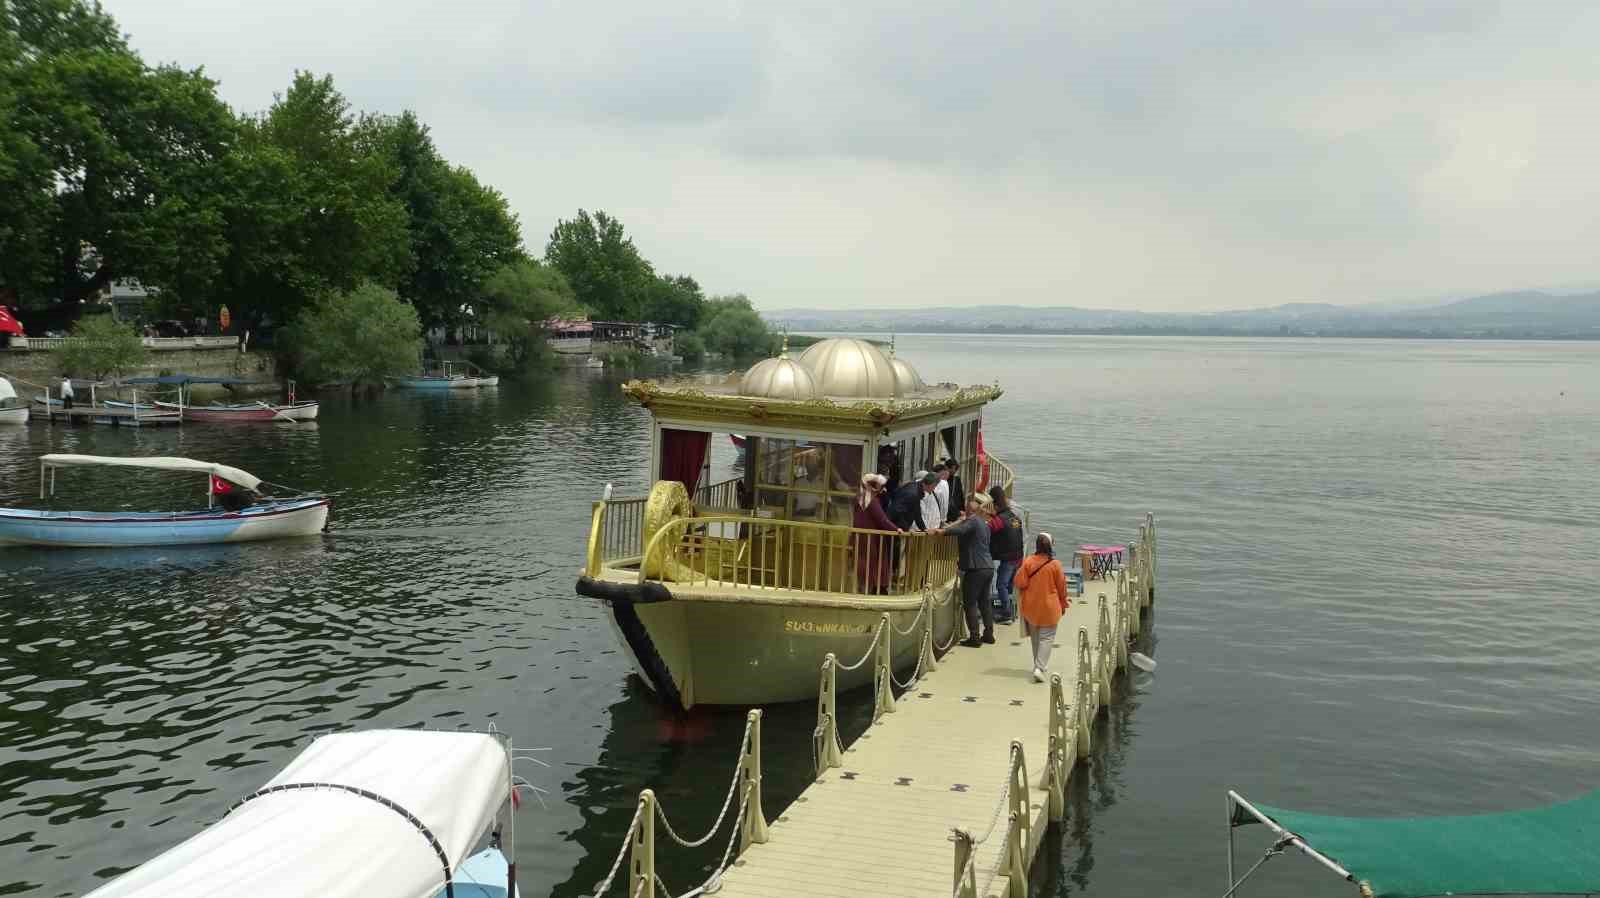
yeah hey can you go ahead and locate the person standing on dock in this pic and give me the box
[989,485,1025,624]
[1014,532,1069,682]
[59,375,75,410]
[936,494,995,646]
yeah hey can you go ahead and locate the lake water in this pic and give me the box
[2,336,1597,897]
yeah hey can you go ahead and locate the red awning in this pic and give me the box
[0,306,24,336]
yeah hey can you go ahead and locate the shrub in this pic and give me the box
[54,315,147,381]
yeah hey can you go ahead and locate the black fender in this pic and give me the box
[576,576,685,709]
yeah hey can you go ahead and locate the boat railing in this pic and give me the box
[693,476,742,512]
[636,514,958,597]
[987,452,1017,497]
[590,495,647,572]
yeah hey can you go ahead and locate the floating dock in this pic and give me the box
[33,405,182,427]
[591,515,1157,898]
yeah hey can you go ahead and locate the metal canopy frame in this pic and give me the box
[1227,790,1359,896]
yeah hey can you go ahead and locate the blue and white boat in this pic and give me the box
[82,729,519,898]
[0,454,330,548]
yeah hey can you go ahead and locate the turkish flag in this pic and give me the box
[0,306,24,336]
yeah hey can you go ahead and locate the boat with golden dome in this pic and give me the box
[576,337,1013,709]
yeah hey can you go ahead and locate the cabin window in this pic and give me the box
[750,438,864,524]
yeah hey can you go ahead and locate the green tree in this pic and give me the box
[216,73,409,332]
[356,112,524,334]
[641,274,704,328]
[1,0,238,308]
[53,312,146,380]
[480,260,580,371]
[544,209,653,320]
[697,294,777,358]
[286,283,421,389]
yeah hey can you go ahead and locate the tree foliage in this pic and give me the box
[697,294,778,359]
[480,260,579,370]
[286,283,421,389]
[52,312,146,380]
[544,210,655,321]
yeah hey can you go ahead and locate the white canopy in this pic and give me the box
[83,730,511,898]
[0,377,15,403]
[39,454,262,490]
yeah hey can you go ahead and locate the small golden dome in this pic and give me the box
[739,354,820,400]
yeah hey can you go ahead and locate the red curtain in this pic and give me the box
[660,428,711,494]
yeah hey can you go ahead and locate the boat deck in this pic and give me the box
[712,570,1150,898]
[35,406,182,426]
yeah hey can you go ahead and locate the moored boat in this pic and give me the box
[0,377,26,424]
[152,399,320,422]
[576,337,1011,709]
[83,729,519,898]
[393,374,478,389]
[1,454,329,547]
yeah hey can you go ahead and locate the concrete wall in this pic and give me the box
[0,345,277,390]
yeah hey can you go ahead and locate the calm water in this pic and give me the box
[2,336,1597,897]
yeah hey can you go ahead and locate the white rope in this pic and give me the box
[891,597,928,636]
[890,627,930,689]
[833,618,886,671]
[589,798,645,897]
[655,717,753,849]
[664,780,754,898]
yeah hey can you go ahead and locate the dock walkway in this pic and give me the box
[34,405,182,426]
[599,515,1157,898]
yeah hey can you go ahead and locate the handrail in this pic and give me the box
[637,513,958,598]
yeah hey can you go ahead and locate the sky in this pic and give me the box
[108,1,1600,312]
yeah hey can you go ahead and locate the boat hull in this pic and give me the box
[581,577,961,708]
[392,377,477,389]
[0,406,26,425]
[153,401,320,422]
[0,498,330,547]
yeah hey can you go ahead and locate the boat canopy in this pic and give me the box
[84,730,510,898]
[123,375,255,386]
[39,454,263,490]
[1230,789,1600,898]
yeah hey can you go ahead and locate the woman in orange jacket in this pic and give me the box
[1013,532,1070,682]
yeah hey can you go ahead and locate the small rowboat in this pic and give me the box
[1,454,329,547]
[153,399,320,422]
[0,377,26,425]
[392,374,478,389]
[83,729,520,898]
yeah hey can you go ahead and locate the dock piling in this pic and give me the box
[813,655,843,777]
[629,791,656,898]
[737,710,769,852]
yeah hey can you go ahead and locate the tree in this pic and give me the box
[480,260,579,370]
[544,210,654,320]
[356,112,524,334]
[642,274,705,329]
[53,312,146,380]
[1,0,238,307]
[697,294,778,359]
[285,283,421,389]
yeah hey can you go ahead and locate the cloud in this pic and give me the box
[108,0,1600,310]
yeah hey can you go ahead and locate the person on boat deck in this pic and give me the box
[853,474,902,594]
[59,374,74,410]
[916,470,942,533]
[931,463,951,522]
[989,485,1026,625]
[887,476,926,532]
[943,458,966,524]
[211,475,256,512]
[934,494,996,647]
[1015,532,1070,683]
[877,444,902,495]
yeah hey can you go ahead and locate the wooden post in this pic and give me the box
[872,613,894,722]
[630,790,656,898]
[815,655,843,776]
[739,709,770,852]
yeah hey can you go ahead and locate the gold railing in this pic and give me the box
[639,514,957,597]
[693,476,741,511]
[987,452,1017,497]
[591,496,647,573]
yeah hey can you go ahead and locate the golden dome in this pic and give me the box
[739,353,820,400]
[888,356,925,393]
[795,337,900,399]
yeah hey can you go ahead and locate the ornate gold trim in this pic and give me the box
[623,379,1002,431]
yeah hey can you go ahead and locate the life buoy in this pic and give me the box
[641,480,699,582]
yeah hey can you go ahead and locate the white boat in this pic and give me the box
[0,377,26,424]
[0,455,329,547]
[585,357,605,369]
[83,729,519,898]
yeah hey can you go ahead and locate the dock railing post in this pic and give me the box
[918,591,939,674]
[1004,741,1031,895]
[872,613,894,722]
[951,828,978,898]
[630,790,656,898]
[1046,674,1068,821]
[814,655,843,777]
[1076,629,1093,755]
[1095,594,1113,704]
[739,709,770,852]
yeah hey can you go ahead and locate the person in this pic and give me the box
[211,475,257,512]
[917,470,942,534]
[989,485,1025,624]
[935,495,995,647]
[931,463,951,523]
[944,458,966,524]
[59,374,75,410]
[1014,533,1070,682]
[852,474,901,593]
[887,474,927,532]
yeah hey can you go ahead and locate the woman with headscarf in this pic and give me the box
[853,473,901,594]
[1014,532,1070,682]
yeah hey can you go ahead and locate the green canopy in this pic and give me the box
[1233,789,1600,898]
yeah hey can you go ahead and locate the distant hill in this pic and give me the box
[769,290,1600,339]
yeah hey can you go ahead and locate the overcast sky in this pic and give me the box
[109,1,1600,312]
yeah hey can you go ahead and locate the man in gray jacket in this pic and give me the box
[934,495,995,646]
